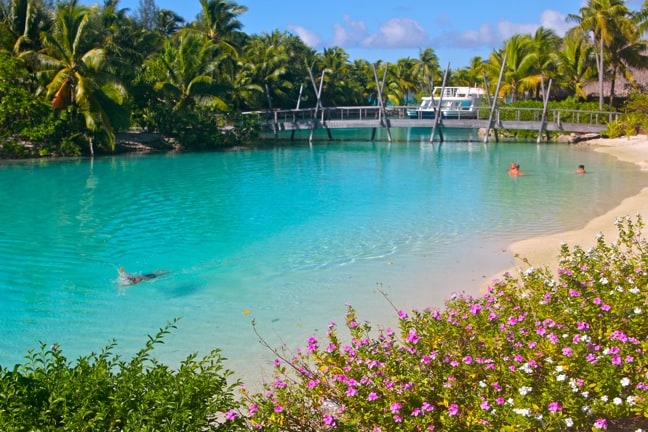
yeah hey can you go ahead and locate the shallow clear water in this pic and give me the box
[1,132,647,382]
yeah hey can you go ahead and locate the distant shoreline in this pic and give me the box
[486,134,648,290]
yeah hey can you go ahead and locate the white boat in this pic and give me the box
[407,86,486,119]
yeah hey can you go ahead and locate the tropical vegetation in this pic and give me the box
[2,0,648,157]
[236,216,648,431]
[1,218,647,430]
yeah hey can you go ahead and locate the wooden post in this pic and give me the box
[295,84,303,110]
[372,63,392,142]
[307,66,328,143]
[536,76,552,144]
[430,63,449,143]
[484,53,506,144]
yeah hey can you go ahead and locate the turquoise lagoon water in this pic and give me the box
[1,131,647,382]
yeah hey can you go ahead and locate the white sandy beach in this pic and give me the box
[487,134,648,288]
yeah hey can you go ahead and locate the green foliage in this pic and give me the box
[244,216,648,431]
[0,53,82,158]
[604,93,648,138]
[0,320,244,431]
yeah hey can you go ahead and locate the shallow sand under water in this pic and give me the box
[486,134,648,290]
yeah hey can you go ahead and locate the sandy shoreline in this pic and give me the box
[487,134,648,288]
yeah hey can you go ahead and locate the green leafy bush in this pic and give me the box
[0,320,244,431]
[243,216,648,431]
[604,93,648,138]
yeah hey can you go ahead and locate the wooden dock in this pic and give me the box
[249,106,619,143]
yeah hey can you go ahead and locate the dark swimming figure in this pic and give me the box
[118,267,167,286]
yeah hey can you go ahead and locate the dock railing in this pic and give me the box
[245,105,620,139]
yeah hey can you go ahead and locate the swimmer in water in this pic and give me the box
[118,267,161,286]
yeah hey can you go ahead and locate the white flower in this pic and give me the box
[520,363,533,374]
[565,417,574,427]
[621,377,631,387]
[479,380,486,388]
[613,397,623,405]
[582,404,592,414]
[629,287,640,294]
[513,408,531,417]
[600,395,608,402]
[556,374,567,382]
[519,386,532,396]
[596,231,604,239]
[506,398,514,405]
[627,396,636,406]
[599,277,609,285]
[525,267,536,276]
[555,365,564,373]
[581,391,589,398]
[634,307,643,314]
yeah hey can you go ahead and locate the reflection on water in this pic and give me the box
[1,135,647,384]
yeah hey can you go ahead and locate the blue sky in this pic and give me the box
[101,0,643,68]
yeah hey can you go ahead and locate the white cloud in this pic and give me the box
[540,10,571,36]
[453,24,497,47]
[497,20,538,40]
[332,14,368,47]
[287,24,322,48]
[362,18,428,48]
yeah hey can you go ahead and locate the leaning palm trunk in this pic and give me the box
[51,79,71,109]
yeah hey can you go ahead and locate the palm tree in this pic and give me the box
[486,34,539,102]
[31,1,128,152]
[529,27,561,99]
[604,13,648,107]
[552,32,596,100]
[313,47,355,106]
[156,9,185,36]
[239,31,292,109]
[567,0,631,109]
[411,48,440,95]
[191,0,247,56]
[0,0,51,54]
[386,58,417,106]
[144,31,228,131]
[453,56,486,88]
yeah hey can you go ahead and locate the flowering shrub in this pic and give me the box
[242,216,648,431]
[0,319,244,431]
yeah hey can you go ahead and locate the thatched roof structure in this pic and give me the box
[583,67,648,100]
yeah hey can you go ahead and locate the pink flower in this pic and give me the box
[548,402,562,412]
[390,402,402,414]
[323,414,336,427]
[406,329,419,344]
[367,392,379,401]
[274,405,283,413]
[448,404,459,416]
[224,409,238,420]
[577,321,590,330]
[594,418,607,429]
